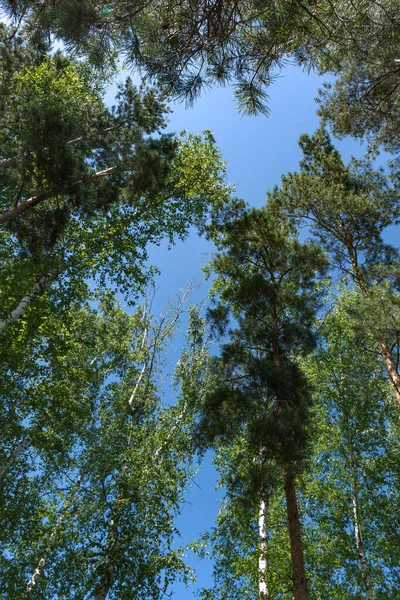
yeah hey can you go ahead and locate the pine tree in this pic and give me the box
[276,127,400,409]
[184,204,327,599]
[2,1,399,123]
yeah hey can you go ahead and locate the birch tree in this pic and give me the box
[0,23,233,336]
[301,299,400,599]
[0,290,198,599]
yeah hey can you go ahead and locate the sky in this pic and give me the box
[0,12,397,598]
[132,64,369,598]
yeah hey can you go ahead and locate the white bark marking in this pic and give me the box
[350,461,374,599]
[26,466,87,592]
[0,436,30,482]
[259,497,269,600]
[0,271,57,333]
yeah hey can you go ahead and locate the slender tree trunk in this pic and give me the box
[93,516,119,600]
[349,451,374,599]
[0,167,116,224]
[27,465,87,592]
[92,296,190,599]
[0,436,30,483]
[348,246,400,409]
[284,473,308,600]
[259,496,269,600]
[376,338,400,409]
[0,271,57,333]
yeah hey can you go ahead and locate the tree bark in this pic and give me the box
[0,167,115,225]
[93,516,118,600]
[27,465,87,592]
[349,448,374,599]
[284,473,308,600]
[348,244,400,409]
[258,496,269,600]
[0,436,30,483]
[0,271,58,333]
[376,338,400,409]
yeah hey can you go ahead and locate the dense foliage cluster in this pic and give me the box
[0,5,399,600]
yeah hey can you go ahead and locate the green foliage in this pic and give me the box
[0,25,234,319]
[199,204,327,466]
[0,292,197,598]
[274,128,400,402]
[3,0,399,129]
[0,27,235,599]
[175,205,326,597]
[300,300,400,598]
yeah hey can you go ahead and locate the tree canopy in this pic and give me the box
[2,0,399,145]
[1,4,400,599]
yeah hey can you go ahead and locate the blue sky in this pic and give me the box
[139,65,369,598]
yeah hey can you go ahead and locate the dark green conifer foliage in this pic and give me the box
[2,0,399,127]
[276,127,400,409]
[0,22,233,341]
[193,205,327,599]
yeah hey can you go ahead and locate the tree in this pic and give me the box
[0,24,234,339]
[181,205,327,599]
[301,298,400,599]
[0,25,235,598]
[2,1,399,123]
[275,127,400,409]
[192,295,400,599]
[0,289,198,599]
[317,17,400,154]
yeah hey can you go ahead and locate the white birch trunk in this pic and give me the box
[92,290,192,600]
[27,466,87,592]
[93,516,118,600]
[350,461,374,599]
[259,497,269,600]
[0,271,57,333]
[0,436,30,482]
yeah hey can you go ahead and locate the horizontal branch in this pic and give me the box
[0,126,116,170]
[0,270,58,333]
[0,167,116,225]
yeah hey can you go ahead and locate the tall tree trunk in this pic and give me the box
[0,436,30,483]
[92,295,189,599]
[284,473,308,600]
[93,516,119,600]
[272,304,308,599]
[376,338,400,409]
[27,464,87,592]
[0,271,57,333]
[258,496,269,600]
[348,447,374,599]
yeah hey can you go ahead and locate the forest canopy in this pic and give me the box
[0,5,399,600]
